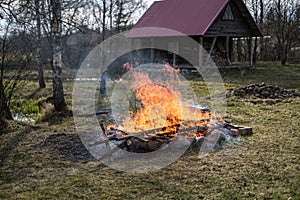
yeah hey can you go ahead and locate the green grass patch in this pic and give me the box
[10,99,43,122]
[220,63,300,89]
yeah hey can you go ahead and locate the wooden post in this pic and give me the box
[229,37,233,62]
[199,37,203,67]
[130,40,134,64]
[209,37,217,56]
[173,53,176,66]
[168,41,178,66]
[248,37,253,67]
[150,38,154,63]
[150,49,154,63]
[226,36,231,65]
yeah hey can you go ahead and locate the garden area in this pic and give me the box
[1,63,299,199]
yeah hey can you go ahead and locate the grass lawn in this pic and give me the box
[0,63,299,199]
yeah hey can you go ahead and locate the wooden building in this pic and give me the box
[128,0,263,68]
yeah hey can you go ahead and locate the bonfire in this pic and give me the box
[93,63,252,153]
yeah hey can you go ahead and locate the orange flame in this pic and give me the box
[120,83,182,133]
[117,64,222,137]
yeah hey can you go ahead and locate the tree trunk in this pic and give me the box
[259,0,264,61]
[0,81,12,120]
[35,0,46,89]
[116,0,125,33]
[102,0,107,41]
[281,45,288,65]
[109,0,113,34]
[0,37,12,121]
[51,0,65,111]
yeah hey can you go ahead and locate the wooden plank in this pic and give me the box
[209,37,217,56]
[89,138,110,146]
[117,134,149,142]
[205,36,217,66]
[225,123,253,136]
[238,127,253,136]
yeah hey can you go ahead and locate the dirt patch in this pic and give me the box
[34,133,95,163]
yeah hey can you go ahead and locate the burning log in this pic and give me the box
[90,119,252,154]
[91,65,253,155]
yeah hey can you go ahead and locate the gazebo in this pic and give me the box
[127,0,263,68]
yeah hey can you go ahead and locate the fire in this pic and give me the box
[135,84,182,126]
[116,63,223,138]
[119,83,182,134]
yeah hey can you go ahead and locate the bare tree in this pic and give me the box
[35,0,46,88]
[108,0,114,32]
[0,2,34,122]
[51,0,66,111]
[89,0,146,38]
[0,25,13,121]
[267,0,299,65]
[114,0,146,33]
[245,0,268,63]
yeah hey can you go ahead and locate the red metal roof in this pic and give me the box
[128,0,262,38]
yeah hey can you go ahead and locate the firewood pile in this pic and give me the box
[92,109,252,154]
[228,83,300,99]
[211,52,227,67]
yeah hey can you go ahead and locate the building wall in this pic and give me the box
[205,1,254,37]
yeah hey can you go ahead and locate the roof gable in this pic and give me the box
[128,0,262,38]
[206,0,262,37]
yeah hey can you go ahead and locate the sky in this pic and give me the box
[146,0,157,7]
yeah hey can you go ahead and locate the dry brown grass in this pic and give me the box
[0,63,299,199]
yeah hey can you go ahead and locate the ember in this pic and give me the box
[95,108,252,153]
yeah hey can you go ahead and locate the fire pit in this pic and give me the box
[92,64,252,155]
[92,106,252,154]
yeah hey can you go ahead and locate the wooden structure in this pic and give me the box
[128,0,263,68]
